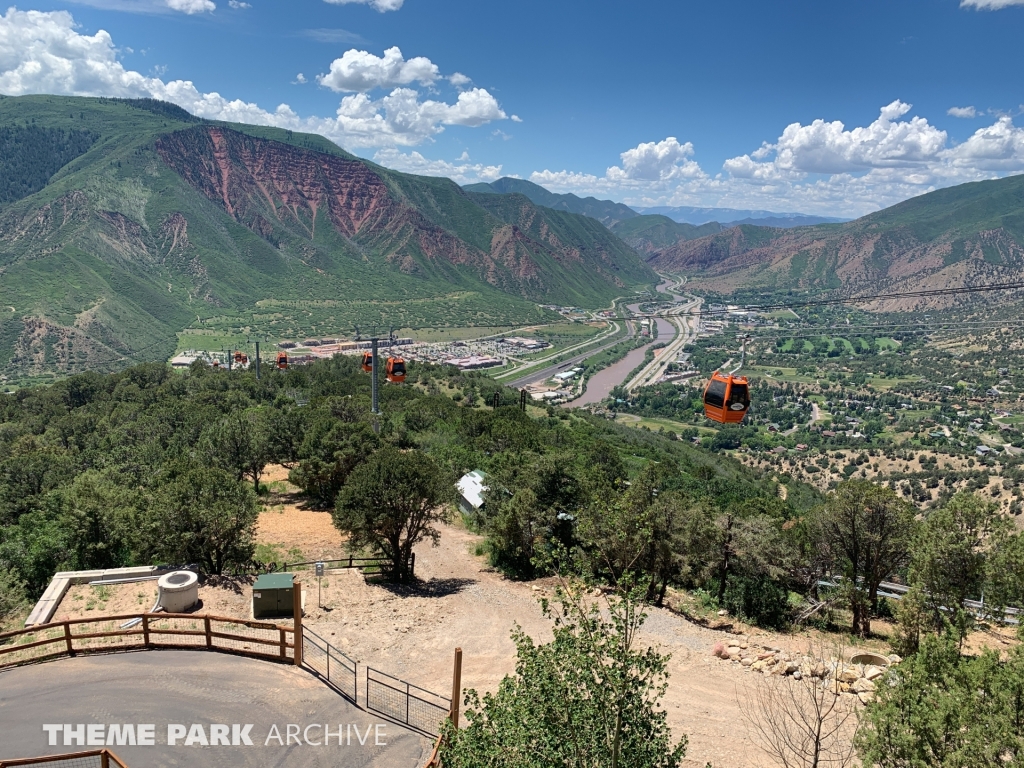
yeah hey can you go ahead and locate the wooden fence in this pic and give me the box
[0,613,296,670]
[0,748,129,767]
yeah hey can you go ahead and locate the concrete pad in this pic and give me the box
[0,651,429,767]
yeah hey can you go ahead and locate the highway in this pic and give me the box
[624,296,703,392]
[507,321,633,388]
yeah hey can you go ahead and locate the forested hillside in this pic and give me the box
[649,173,1024,306]
[0,96,655,385]
[0,357,803,616]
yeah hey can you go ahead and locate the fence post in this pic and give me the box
[279,628,287,659]
[63,622,74,656]
[293,580,303,667]
[450,647,463,728]
[142,615,150,647]
[204,616,212,649]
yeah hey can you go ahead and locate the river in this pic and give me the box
[564,301,677,407]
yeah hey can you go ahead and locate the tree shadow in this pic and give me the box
[377,577,477,598]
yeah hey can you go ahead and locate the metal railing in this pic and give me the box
[302,627,358,704]
[0,749,128,767]
[366,665,451,737]
[0,613,296,670]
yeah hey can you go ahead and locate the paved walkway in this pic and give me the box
[0,651,428,767]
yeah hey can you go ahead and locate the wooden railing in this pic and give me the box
[0,613,296,670]
[0,748,129,767]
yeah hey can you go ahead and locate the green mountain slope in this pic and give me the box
[610,214,724,255]
[0,95,655,383]
[464,177,639,226]
[649,174,1024,302]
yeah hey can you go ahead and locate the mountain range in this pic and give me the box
[0,95,655,382]
[464,178,846,230]
[648,173,1024,308]
[635,205,848,228]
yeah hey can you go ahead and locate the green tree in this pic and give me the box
[333,447,452,583]
[857,633,1024,767]
[289,418,378,508]
[909,492,1006,640]
[149,466,259,575]
[811,481,916,637]
[202,409,274,493]
[438,581,687,768]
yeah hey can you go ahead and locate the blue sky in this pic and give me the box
[2,0,1024,216]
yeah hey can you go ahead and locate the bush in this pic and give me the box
[0,567,28,621]
[711,574,791,628]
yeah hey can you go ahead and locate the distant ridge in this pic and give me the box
[463,177,638,226]
[637,205,848,228]
[648,173,1024,308]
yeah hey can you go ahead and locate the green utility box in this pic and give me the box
[252,573,295,619]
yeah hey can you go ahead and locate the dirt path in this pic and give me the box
[304,525,827,768]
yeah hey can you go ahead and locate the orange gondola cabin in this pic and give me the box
[276,351,289,370]
[361,352,373,373]
[703,371,750,424]
[385,356,406,383]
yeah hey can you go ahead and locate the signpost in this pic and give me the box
[315,561,324,608]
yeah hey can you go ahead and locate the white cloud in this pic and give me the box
[606,137,704,181]
[228,0,251,8]
[530,102,1024,218]
[318,47,438,92]
[165,0,216,13]
[323,0,404,12]
[372,148,502,184]
[948,106,978,118]
[511,114,522,123]
[293,73,307,84]
[960,0,1024,8]
[0,8,508,149]
[945,116,1024,170]
[449,72,471,88]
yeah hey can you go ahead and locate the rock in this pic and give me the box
[858,691,874,705]
[718,609,729,616]
[792,670,803,680]
[864,665,885,681]
[811,663,826,678]
[740,643,749,650]
[727,646,741,655]
[784,661,799,675]
[839,668,861,684]
[852,678,876,694]
[741,657,755,667]
[751,660,767,672]
[888,654,902,665]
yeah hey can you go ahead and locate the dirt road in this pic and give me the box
[304,524,817,768]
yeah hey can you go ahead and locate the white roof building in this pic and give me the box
[457,470,489,514]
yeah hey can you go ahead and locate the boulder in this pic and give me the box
[838,668,861,684]
[857,691,874,705]
[864,665,885,681]
[852,678,876,694]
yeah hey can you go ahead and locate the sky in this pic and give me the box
[1,0,1024,217]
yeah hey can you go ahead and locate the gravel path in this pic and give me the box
[305,524,795,768]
